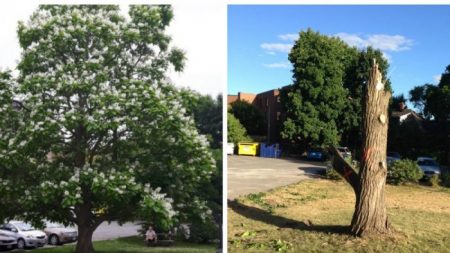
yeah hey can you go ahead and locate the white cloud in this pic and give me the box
[334,33,413,52]
[433,74,441,84]
[263,61,291,69]
[260,43,293,54]
[278,33,298,41]
[0,3,224,96]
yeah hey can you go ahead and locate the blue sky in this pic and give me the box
[228,5,450,99]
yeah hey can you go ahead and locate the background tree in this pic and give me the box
[409,65,450,164]
[229,100,266,136]
[341,47,391,154]
[281,29,354,149]
[178,88,222,243]
[0,5,216,253]
[227,112,251,144]
[179,89,222,149]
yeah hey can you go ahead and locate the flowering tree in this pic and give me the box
[0,5,215,253]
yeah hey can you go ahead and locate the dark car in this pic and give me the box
[307,148,327,161]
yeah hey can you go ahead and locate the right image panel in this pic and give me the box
[227,5,450,252]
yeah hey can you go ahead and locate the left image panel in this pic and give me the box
[0,4,224,253]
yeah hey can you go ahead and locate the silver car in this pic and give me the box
[0,221,47,249]
[44,221,78,245]
[417,157,441,177]
[0,232,17,251]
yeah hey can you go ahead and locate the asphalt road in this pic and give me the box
[228,155,326,199]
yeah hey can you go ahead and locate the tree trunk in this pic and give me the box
[330,59,391,237]
[351,59,391,236]
[75,224,95,253]
[75,204,103,253]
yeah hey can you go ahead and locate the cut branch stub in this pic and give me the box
[328,146,359,191]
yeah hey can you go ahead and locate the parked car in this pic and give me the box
[417,157,441,178]
[307,148,327,161]
[44,221,78,245]
[0,232,16,251]
[387,152,401,165]
[337,147,351,159]
[0,221,47,249]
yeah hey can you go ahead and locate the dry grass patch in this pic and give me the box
[228,179,450,252]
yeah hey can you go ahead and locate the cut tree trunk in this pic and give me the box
[330,59,391,237]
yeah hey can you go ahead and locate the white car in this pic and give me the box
[0,232,17,250]
[337,147,351,159]
[417,157,441,177]
[0,221,47,249]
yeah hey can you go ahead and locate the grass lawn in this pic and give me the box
[33,236,216,253]
[228,179,450,252]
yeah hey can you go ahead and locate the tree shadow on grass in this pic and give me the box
[228,200,352,236]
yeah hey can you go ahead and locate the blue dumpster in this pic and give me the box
[260,143,281,158]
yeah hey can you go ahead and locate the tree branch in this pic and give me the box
[328,145,360,191]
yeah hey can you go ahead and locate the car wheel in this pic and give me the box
[17,238,25,249]
[50,234,60,245]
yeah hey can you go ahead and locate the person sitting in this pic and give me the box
[145,226,158,246]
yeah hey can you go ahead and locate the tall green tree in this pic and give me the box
[281,29,390,151]
[281,29,353,148]
[0,5,215,253]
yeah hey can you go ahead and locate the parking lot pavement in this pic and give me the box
[228,155,326,199]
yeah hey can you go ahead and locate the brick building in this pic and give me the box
[228,89,284,142]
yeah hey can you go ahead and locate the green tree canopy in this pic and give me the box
[281,29,390,151]
[179,89,222,149]
[0,5,215,253]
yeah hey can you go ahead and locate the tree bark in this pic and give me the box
[75,224,95,253]
[330,59,391,237]
[351,59,391,236]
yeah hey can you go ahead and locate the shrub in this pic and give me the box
[388,159,423,185]
[427,174,440,187]
[324,168,342,180]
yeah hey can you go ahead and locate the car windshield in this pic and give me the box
[418,160,438,166]
[13,222,34,231]
[46,222,64,228]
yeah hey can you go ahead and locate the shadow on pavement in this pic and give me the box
[228,200,351,236]
[297,167,327,177]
